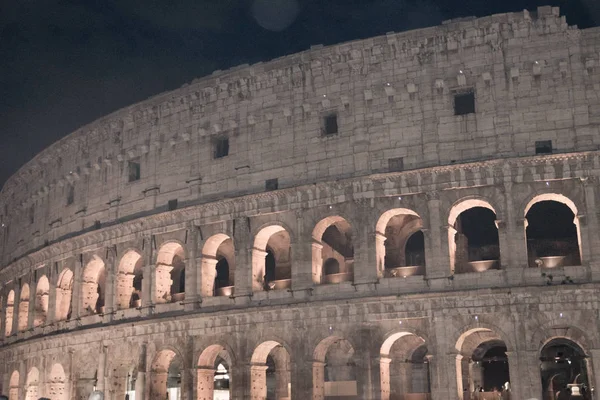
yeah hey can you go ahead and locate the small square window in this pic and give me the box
[128,161,141,182]
[214,137,229,159]
[265,178,279,191]
[66,185,75,206]
[535,140,553,155]
[168,199,178,211]
[323,114,338,136]
[454,92,475,115]
[388,157,404,172]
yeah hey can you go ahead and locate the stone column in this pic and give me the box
[355,354,382,400]
[230,361,248,399]
[153,264,173,304]
[200,258,218,297]
[233,217,252,298]
[495,219,511,270]
[311,243,323,285]
[518,350,543,400]
[184,224,199,311]
[583,179,600,261]
[141,235,154,312]
[103,248,116,316]
[428,353,459,400]
[352,201,378,285]
[72,258,83,319]
[250,364,268,400]
[196,368,215,400]
[27,277,36,330]
[379,357,392,400]
[47,273,58,323]
[290,360,313,400]
[291,210,313,290]
[502,182,520,270]
[505,351,525,400]
[311,361,326,400]
[588,349,600,393]
[425,192,451,279]
[149,371,167,400]
[97,346,107,393]
[135,372,146,400]
[181,367,194,400]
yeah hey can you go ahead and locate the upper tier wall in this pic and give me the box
[1,6,600,266]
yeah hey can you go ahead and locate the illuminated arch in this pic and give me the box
[34,275,50,327]
[5,289,15,337]
[312,216,354,285]
[252,225,292,292]
[18,283,30,331]
[55,268,74,321]
[116,250,144,309]
[201,234,235,297]
[81,256,106,315]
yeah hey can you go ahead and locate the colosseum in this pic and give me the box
[1,5,600,400]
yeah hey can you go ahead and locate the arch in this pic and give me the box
[18,283,30,331]
[48,363,67,400]
[155,242,186,303]
[524,193,582,268]
[34,275,50,327]
[197,344,234,400]
[9,370,19,400]
[201,234,235,297]
[81,256,106,315]
[540,338,590,400]
[376,208,426,278]
[116,250,144,309]
[454,326,512,397]
[150,348,182,400]
[250,340,292,399]
[55,268,74,321]
[447,198,500,274]
[379,331,430,400]
[312,335,358,399]
[5,289,15,337]
[252,224,292,291]
[312,216,354,285]
[25,367,39,400]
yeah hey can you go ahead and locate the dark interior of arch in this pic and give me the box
[540,338,589,399]
[405,230,426,267]
[215,257,230,292]
[456,207,500,258]
[214,356,230,391]
[264,249,276,284]
[322,224,354,258]
[475,342,510,392]
[170,255,186,296]
[526,201,580,265]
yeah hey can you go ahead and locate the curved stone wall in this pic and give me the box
[1,6,600,400]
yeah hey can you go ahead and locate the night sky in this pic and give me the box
[1,0,599,189]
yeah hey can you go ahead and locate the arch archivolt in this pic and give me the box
[446,195,500,226]
[529,320,595,354]
[522,191,582,217]
[452,319,516,354]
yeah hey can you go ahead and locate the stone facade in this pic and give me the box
[1,6,600,400]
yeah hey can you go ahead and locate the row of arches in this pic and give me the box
[2,194,582,336]
[6,332,591,400]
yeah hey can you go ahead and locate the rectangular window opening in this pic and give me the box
[265,178,279,191]
[454,91,475,115]
[214,137,229,159]
[323,114,338,136]
[67,185,75,206]
[535,140,553,155]
[388,157,404,172]
[128,160,141,182]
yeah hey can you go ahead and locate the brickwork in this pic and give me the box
[1,6,600,400]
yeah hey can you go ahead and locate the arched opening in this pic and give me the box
[449,201,500,274]
[55,268,74,321]
[252,225,292,291]
[150,349,182,400]
[197,344,233,400]
[525,196,581,268]
[201,234,235,297]
[155,243,186,303]
[18,284,30,331]
[376,209,426,278]
[5,290,14,337]
[380,332,431,400]
[25,368,39,400]
[9,370,19,400]
[251,341,291,399]
[81,257,106,315]
[455,329,511,398]
[540,338,590,400]
[313,217,354,284]
[117,251,144,309]
[313,336,357,398]
[34,275,50,327]
[48,363,67,400]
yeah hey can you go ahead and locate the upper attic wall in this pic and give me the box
[0,6,574,204]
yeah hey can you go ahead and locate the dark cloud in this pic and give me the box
[0,0,596,188]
